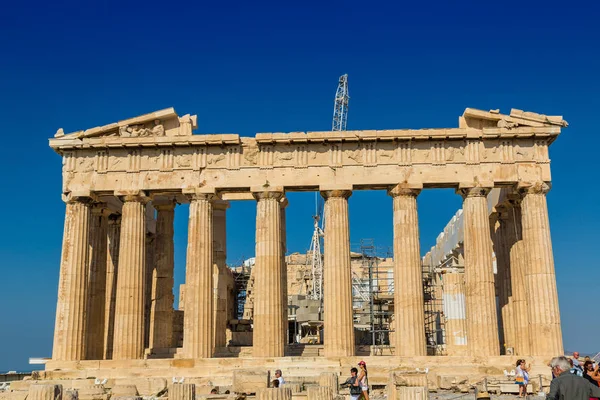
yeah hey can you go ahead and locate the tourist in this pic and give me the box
[547,356,600,399]
[357,361,369,400]
[340,367,362,400]
[272,379,280,388]
[515,359,530,398]
[570,358,584,377]
[573,352,584,374]
[275,369,285,386]
[583,361,600,387]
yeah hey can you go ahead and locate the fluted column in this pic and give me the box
[491,206,515,353]
[28,385,63,400]
[321,189,355,357]
[52,196,91,361]
[213,200,229,349]
[505,199,531,356]
[257,388,292,400]
[112,192,148,360]
[442,270,468,356]
[458,187,500,356]
[104,214,121,359]
[169,384,195,400]
[86,204,109,360]
[252,190,285,357]
[388,185,426,356]
[280,197,289,347]
[183,193,215,358]
[520,183,563,355]
[149,200,175,350]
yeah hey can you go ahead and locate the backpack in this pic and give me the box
[349,377,362,395]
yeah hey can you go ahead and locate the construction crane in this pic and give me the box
[309,75,350,301]
[308,195,324,301]
[332,74,349,131]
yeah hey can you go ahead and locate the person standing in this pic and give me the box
[341,368,362,400]
[274,369,285,386]
[547,356,600,400]
[515,359,530,398]
[357,361,369,400]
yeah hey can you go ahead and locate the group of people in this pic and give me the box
[340,361,369,400]
[515,352,600,399]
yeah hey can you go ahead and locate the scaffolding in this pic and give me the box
[422,261,445,355]
[351,239,394,349]
[232,261,252,320]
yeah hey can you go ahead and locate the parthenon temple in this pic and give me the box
[37,106,567,394]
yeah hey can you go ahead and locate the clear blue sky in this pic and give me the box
[0,0,597,372]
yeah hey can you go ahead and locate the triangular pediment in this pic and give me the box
[53,108,198,140]
[460,108,568,130]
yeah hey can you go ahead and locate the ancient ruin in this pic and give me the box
[29,106,567,396]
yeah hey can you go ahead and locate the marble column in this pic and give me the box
[442,270,468,356]
[491,206,515,353]
[280,197,289,347]
[257,388,292,400]
[52,196,91,361]
[520,183,563,356]
[321,189,355,357]
[213,200,229,349]
[505,199,531,356]
[388,185,426,356]
[149,200,176,350]
[28,385,63,400]
[183,193,214,358]
[86,204,109,360]
[104,214,121,359]
[458,187,500,356]
[112,192,148,360]
[252,190,285,357]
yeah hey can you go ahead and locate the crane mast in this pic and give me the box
[310,75,349,301]
[332,74,349,131]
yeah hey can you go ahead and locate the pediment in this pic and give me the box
[460,108,568,130]
[53,108,198,140]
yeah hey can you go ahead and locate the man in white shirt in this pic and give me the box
[275,370,285,386]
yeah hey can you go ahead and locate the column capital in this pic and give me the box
[183,188,218,202]
[153,199,177,211]
[456,186,492,199]
[252,190,284,201]
[62,192,94,204]
[320,190,352,200]
[518,181,551,196]
[212,200,230,211]
[388,184,422,198]
[114,190,150,204]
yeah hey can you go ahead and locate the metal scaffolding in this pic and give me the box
[351,239,394,348]
[422,262,446,355]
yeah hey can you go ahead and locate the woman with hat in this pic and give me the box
[356,361,369,400]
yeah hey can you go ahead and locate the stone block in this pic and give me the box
[436,375,468,391]
[169,384,195,400]
[317,373,338,394]
[256,388,292,400]
[78,385,105,400]
[128,378,167,396]
[28,385,63,400]
[397,387,427,400]
[109,386,138,397]
[63,390,79,400]
[306,387,333,400]
[232,370,268,394]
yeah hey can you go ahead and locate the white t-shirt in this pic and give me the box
[277,377,285,385]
